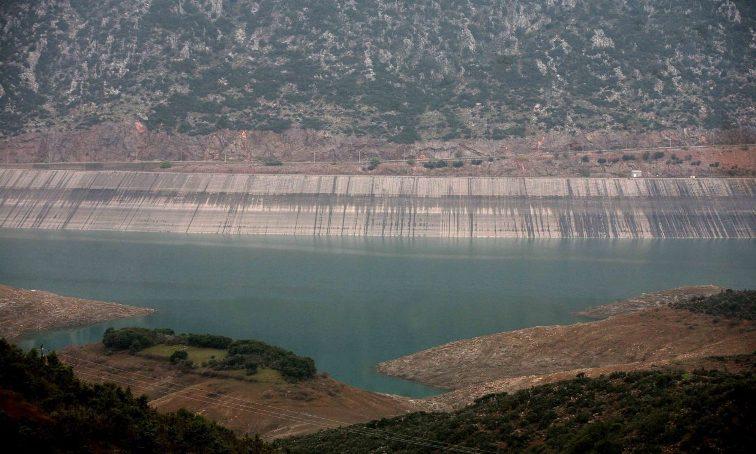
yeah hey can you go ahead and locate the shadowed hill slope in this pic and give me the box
[0,340,273,453]
[279,363,756,453]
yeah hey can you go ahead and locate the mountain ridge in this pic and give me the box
[1,0,753,141]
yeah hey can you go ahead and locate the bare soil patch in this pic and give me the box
[378,286,756,409]
[60,344,413,439]
[0,284,153,341]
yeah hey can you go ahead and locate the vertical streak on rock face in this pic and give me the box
[0,169,753,238]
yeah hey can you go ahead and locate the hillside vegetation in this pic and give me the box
[1,0,753,140]
[671,289,756,320]
[279,365,756,453]
[102,327,317,381]
[0,339,272,452]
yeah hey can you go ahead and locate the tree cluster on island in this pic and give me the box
[102,327,317,381]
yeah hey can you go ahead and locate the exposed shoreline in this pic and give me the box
[0,284,153,342]
[0,283,414,439]
[1,169,753,238]
[378,286,756,409]
[6,282,755,436]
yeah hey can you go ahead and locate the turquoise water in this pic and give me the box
[1,230,754,397]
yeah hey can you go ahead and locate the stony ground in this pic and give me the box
[577,285,723,318]
[378,286,756,409]
[0,284,153,341]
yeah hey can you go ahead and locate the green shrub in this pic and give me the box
[390,126,420,144]
[159,161,172,169]
[581,155,590,163]
[622,154,636,161]
[367,156,381,170]
[423,159,448,169]
[597,158,607,164]
[220,339,316,381]
[671,289,755,320]
[262,157,283,166]
[471,159,483,165]
[452,160,464,168]
[102,327,160,352]
[183,333,233,349]
[169,350,188,363]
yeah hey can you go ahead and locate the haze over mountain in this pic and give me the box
[0,0,753,142]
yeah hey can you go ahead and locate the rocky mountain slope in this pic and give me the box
[1,0,753,142]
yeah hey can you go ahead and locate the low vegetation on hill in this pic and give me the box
[279,364,755,453]
[102,327,316,381]
[1,1,753,138]
[671,289,756,320]
[0,339,271,453]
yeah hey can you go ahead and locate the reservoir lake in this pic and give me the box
[1,229,754,397]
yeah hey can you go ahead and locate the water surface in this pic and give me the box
[1,229,753,397]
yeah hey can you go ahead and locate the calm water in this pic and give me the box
[1,230,754,397]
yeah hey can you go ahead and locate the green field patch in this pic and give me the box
[140,344,226,365]
[104,327,317,381]
[221,367,284,384]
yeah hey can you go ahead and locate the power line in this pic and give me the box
[59,352,490,453]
